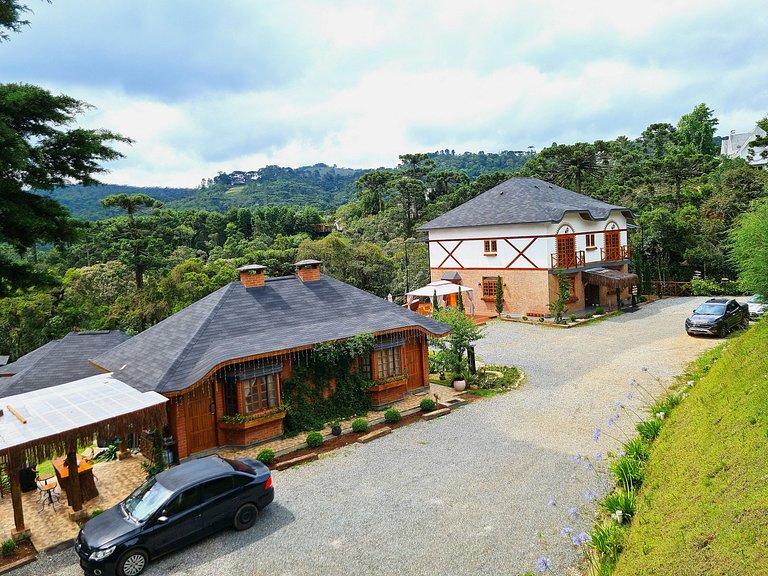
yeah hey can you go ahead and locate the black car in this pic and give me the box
[76,456,273,576]
[685,297,749,337]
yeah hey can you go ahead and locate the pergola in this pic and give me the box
[0,373,167,539]
[406,280,476,314]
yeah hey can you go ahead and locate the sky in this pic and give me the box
[2,0,767,187]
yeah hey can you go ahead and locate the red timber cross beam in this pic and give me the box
[436,240,465,268]
[503,238,540,269]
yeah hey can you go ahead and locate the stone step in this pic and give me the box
[275,452,318,471]
[357,427,392,444]
[422,408,451,421]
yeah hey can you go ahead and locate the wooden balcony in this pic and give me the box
[550,250,585,269]
[601,245,630,262]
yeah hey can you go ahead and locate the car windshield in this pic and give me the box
[123,476,172,522]
[694,303,726,315]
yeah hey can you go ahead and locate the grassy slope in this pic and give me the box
[613,320,768,575]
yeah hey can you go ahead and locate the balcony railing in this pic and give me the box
[550,250,585,269]
[601,245,630,262]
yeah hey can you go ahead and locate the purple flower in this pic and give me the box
[574,454,582,462]
[613,401,623,410]
[568,507,579,520]
[547,499,555,507]
[537,556,552,572]
[594,452,602,461]
[584,488,599,501]
[572,531,592,545]
[560,526,573,536]
[607,415,617,427]
[627,390,635,400]
[640,367,648,373]
[629,378,639,388]
[592,428,602,442]
[582,461,593,471]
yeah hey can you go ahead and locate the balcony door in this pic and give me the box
[604,230,620,261]
[556,234,576,268]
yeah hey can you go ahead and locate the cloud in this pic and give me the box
[2,0,767,187]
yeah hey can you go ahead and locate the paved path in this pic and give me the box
[25,297,725,576]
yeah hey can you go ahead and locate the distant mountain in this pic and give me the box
[42,153,534,220]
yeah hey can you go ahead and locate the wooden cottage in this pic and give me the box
[92,261,451,460]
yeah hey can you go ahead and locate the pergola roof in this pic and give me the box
[583,268,639,289]
[0,373,167,464]
[406,280,474,298]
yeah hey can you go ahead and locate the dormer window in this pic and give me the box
[484,240,497,255]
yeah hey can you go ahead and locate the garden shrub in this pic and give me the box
[639,295,648,302]
[595,306,605,314]
[590,522,625,563]
[384,408,401,423]
[569,313,577,323]
[306,432,324,448]
[352,418,368,433]
[1,539,16,557]
[636,418,663,442]
[622,437,650,462]
[611,455,645,490]
[522,315,528,321]
[538,317,545,323]
[584,312,594,319]
[420,398,436,412]
[256,448,275,465]
[601,490,636,519]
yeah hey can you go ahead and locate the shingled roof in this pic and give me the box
[0,330,131,397]
[92,274,452,394]
[418,177,633,231]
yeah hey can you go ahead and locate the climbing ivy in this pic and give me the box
[282,333,374,435]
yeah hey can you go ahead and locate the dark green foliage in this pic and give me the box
[1,538,16,557]
[569,313,577,322]
[595,306,605,314]
[94,439,121,462]
[457,286,465,312]
[432,289,440,312]
[612,455,645,490]
[548,270,570,323]
[590,522,625,563]
[256,449,275,465]
[602,490,637,519]
[306,432,324,448]
[495,276,503,315]
[141,429,168,479]
[281,335,374,435]
[622,437,650,462]
[351,418,368,433]
[384,408,401,423]
[649,393,681,419]
[636,418,663,442]
[419,398,436,412]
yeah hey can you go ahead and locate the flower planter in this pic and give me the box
[367,377,407,408]
[218,410,286,446]
[452,379,466,392]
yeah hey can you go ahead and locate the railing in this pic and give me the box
[550,250,585,269]
[654,281,692,297]
[601,245,630,262]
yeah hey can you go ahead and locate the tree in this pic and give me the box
[677,103,719,156]
[100,194,163,289]
[0,0,30,42]
[747,116,768,164]
[355,170,392,215]
[522,143,600,194]
[430,307,484,377]
[548,270,570,323]
[495,276,503,315]
[0,82,131,292]
[729,199,768,297]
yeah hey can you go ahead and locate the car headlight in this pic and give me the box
[89,546,116,561]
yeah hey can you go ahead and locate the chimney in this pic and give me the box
[237,264,266,288]
[294,259,322,282]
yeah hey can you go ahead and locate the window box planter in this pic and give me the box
[367,376,408,408]
[218,410,286,446]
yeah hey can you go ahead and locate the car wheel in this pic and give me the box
[117,548,148,576]
[233,503,258,530]
[741,317,750,330]
[717,324,727,338]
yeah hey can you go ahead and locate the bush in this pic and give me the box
[89,509,104,519]
[1,539,16,557]
[352,418,368,433]
[384,408,401,423]
[522,315,528,321]
[420,398,436,412]
[601,490,637,520]
[256,449,275,465]
[622,437,650,462]
[611,455,645,490]
[584,312,594,319]
[569,314,577,322]
[636,418,663,442]
[306,432,324,448]
[639,295,648,302]
[595,306,605,314]
[590,522,625,563]
[538,316,545,323]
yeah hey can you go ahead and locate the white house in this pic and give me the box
[720,127,768,169]
[417,177,637,316]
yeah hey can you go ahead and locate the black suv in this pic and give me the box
[76,456,273,576]
[685,297,749,337]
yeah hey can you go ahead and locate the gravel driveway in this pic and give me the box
[27,297,726,576]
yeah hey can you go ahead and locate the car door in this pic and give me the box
[199,475,238,532]
[726,300,739,329]
[150,486,204,555]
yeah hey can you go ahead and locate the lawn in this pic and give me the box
[612,319,768,575]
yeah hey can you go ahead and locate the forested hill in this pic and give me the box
[44,152,535,220]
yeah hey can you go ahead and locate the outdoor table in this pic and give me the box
[37,479,59,509]
[51,456,99,503]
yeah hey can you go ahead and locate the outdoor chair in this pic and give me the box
[36,476,61,511]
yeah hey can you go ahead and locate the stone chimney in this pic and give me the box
[294,259,322,282]
[237,264,266,288]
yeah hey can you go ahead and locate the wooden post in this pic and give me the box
[8,452,27,538]
[66,451,83,513]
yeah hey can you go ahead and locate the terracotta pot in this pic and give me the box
[453,379,466,392]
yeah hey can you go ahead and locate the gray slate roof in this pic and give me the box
[0,331,131,397]
[93,274,452,394]
[418,177,633,231]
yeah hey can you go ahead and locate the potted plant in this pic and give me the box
[452,372,467,392]
[330,420,342,436]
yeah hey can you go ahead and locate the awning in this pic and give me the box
[405,280,475,314]
[583,268,639,289]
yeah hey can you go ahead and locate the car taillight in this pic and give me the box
[264,475,272,490]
